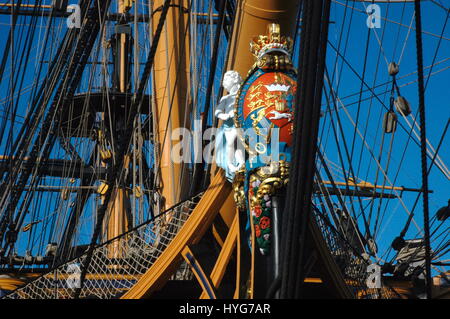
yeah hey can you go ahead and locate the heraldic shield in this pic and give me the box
[233,23,296,256]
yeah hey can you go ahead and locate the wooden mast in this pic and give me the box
[226,0,300,75]
[152,0,191,210]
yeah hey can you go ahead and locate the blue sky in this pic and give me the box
[322,0,449,271]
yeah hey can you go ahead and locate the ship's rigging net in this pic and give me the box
[3,193,200,299]
[312,205,398,299]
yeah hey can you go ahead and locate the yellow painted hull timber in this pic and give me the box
[120,172,231,299]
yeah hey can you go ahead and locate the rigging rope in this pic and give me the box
[279,0,331,298]
[0,0,98,255]
[74,0,172,299]
[414,0,433,299]
[190,0,227,195]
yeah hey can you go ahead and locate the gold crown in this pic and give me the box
[250,24,293,59]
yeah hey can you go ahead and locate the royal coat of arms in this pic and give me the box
[233,23,296,255]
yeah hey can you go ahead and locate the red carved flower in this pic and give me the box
[254,206,262,217]
[255,225,261,237]
[260,216,270,230]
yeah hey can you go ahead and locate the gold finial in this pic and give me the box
[268,23,281,42]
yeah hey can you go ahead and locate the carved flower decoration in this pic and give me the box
[254,206,262,217]
[255,225,261,237]
[260,216,270,230]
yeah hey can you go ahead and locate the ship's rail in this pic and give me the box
[3,193,202,299]
[312,207,399,299]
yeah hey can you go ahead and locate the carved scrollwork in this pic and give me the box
[232,169,246,211]
[251,160,289,201]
